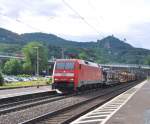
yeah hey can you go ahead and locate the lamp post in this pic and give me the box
[33,47,40,88]
[33,47,39,76]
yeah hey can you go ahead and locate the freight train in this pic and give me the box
[52,59,137,92]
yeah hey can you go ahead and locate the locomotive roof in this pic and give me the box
[56,59,100,68]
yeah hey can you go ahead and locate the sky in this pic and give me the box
[0,0,150,49]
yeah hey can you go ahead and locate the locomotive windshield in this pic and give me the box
[55,62,75,70]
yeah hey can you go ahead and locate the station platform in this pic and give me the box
[0,85,52,99]
[71,80,149,124]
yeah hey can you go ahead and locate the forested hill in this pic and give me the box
[0,27,149,64]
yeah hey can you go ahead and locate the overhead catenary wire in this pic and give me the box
[0,2,103,38]
[87,0,104,21]
[15,19,44,32]
[62,0,102,36]
[0,13,45,32]
[87,0,105,34]
[0,12,70,41]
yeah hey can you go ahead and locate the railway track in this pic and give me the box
[0,93,67,115]
[0,93,58,109]
[0,80,141,124]
[0,90,57,105]
[0,88,103,116]
[21,80,142,124]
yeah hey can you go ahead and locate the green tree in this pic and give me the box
[23,42,48,75]
[22,62,32,74]
[145,55,150,65]
[78,52,88,60]
[0,72,4,86]
[3,59,22,75]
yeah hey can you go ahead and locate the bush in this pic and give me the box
[46,77,52,85]
[3,59,23,75]
[0,72,4,86]
[17,74,31,77]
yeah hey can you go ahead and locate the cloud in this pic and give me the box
[124,22,150,49]
[0,0,150,49]
[0,0,63,18]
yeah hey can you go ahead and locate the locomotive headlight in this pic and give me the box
[70,78,74,81]
[55,78,58,81]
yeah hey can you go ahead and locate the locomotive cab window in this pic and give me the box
[55,62,65,69]
[55,62,74,70]
[65,62,74,70]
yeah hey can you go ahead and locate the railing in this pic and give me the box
[0,52,24,59]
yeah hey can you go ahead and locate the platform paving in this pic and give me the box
[71,80,149,124]
[0,85,52,99]
[105,80,150,124]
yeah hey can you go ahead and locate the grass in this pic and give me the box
[147,76,150,80]
[0,77,52,89]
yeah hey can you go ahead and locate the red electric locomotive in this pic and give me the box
[52,59,103,92]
